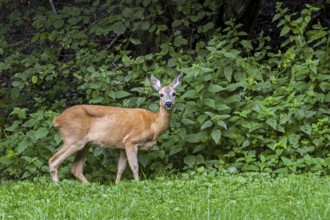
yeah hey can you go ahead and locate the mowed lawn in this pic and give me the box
[0,173,329,219]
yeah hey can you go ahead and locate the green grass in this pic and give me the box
[0,173,329,219]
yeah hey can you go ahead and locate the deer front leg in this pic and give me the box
[125,145,139,181]
[115,151,128,184]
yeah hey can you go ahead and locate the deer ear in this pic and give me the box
[170,73,183,89]
[151,74,163,91]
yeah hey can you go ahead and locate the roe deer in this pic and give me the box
[49,73,183,184]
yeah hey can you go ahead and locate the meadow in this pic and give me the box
[1,172,329,220]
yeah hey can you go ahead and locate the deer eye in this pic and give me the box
[160,94,164,97]
[172,93,176,96]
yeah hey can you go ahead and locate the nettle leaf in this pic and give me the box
[222,51,236,59]
[300,124,312,135]
[17,140,29,153]
[170,145,182,155]
[197,114,208,125]
[222,49,240,59]
[167,58,177,67]
[53,19,64,29]
[173,35,188,47]
[34,127,49,139]
[280,26,290,37]
[182,90,198,99]
[112,21,126,35]
[186,132,207,143]
[281,157,293,166]
[138,153,149,168]
[193,145,205,153]
[93,147,105,157]
[211,130,221,144]
[182,118,195,125]
[241,40,253,50]
[122,8,132,17]
[208,85,225,93]
[224,66,233,82]
[201,120,213,130]
[184,155,196,168]
[130,38,141,45]
[115,91,131,99]
[136,97,146,107]
[217,120,227,129]
[107,90,116,99]
[216,103,231,111]
[204,98,216,109]
[266,118,277,130]
[200,67,213,73]
[141,21,150,30]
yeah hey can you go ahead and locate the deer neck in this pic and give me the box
[153,105,172,135]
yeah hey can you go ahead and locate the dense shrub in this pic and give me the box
[0,2,329,181]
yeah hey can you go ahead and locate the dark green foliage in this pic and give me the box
[0,1,329,181]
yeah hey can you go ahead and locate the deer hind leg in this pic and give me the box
[71,145,90,183]
[115,151,128,184]
[125,145,139,181]
[48,140,86,182]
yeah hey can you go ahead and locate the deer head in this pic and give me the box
[151,73,183,110]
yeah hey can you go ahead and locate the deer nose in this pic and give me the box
[164,102,173,109]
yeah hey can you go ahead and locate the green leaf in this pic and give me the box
[216,103,231,111]
[93,148,104,157]
[222,51,236,59]
[32,76,38,84]
[129,38,141,45]
[211,130,221,144]
[173,35,188,47]
[167,58,177,67]
[217,120,227,129]
[226,82,243,91]
[300,124,312,135]
[184,155,196,168]
[208,85,225,93]
[193,145,205,153]
[241,40,253,50]
[115,91,131,99]
[122,8,132,17]
[112,22,126,35]
[172,19,182,27]
[10,108,28,119]
[5,121,21,132]
[181,118,195,125]
[186,132,206,143]
[200,67,213,73]
[34,127,49,139]
[138,154,149,168]
[136,97,146,107]
[281,157,293,166]
[266,118,277,130]
[182,90,198,99]
[107,91,116,99]
[272,13,281,22]
[224,66,232,82]
[274,167,289,174]
[204,98,215,109]
[17,140,29,153]
[170,145,182,155]
[201,120,213,130]
[280,26,290,37]
[141,21,150,30]
[53,19,64,29]
[222,49,240,59]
